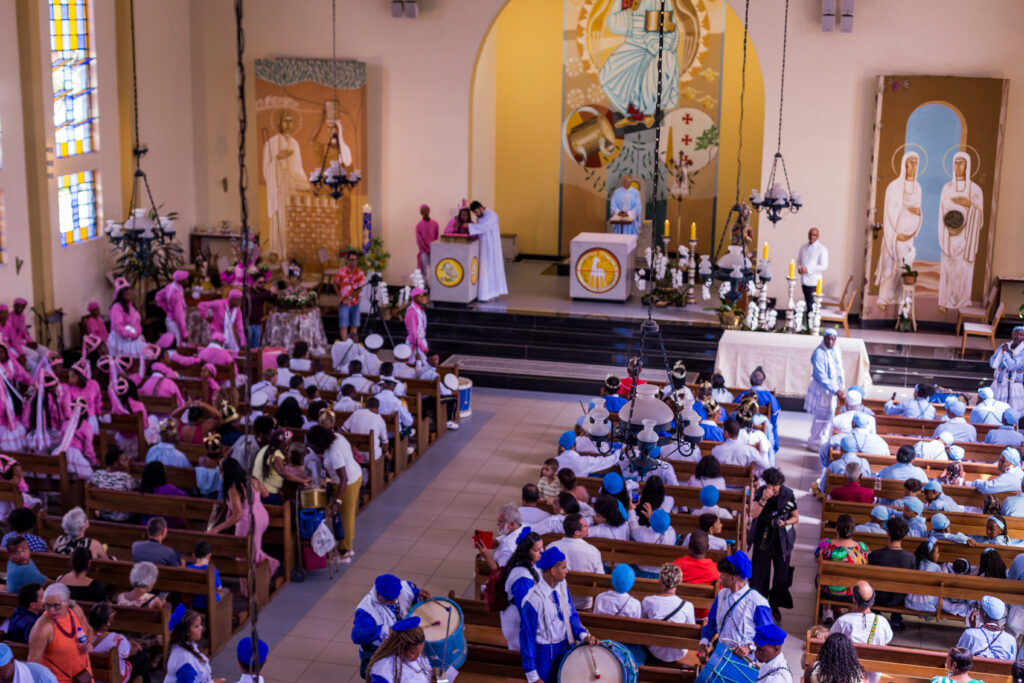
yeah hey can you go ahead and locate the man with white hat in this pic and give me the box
[404,288,429,365]
[155,270,190,345]
[985,409,1024,447]
[956,596,1017,660]
[933,400,978,443]
[805,328,846,451]
[884,383,937,419]
[361,334,384,376]
[973,386,1009,425]
[990,326,1024,414]
[374,362,407,398]
[975,448,1024,495]
[391,344,418,380]
[914,430,956,460]
[832,385,876,434]
[923,480,962,512]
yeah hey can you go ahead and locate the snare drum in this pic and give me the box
[408,598,467,672]
[695,643,759,683]
[557,640,638,683]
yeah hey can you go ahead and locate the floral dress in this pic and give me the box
[815,538,869,597]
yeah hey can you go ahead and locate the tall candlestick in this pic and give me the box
[762,242,769,260]
[815,278,822,296]
[690,222,697,241]
[663,219,670,238]
[788,260,795,279]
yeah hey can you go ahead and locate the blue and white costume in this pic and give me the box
[805,330,845,450]
[885,392,937,420]
[914,431,955,460]
[990,335,1024,415]
[519,548,590,683]
[699,552,774,651]
[956,597,1016,660]
[973,387,1009,425]
[607,184,642,235]
[352,574,422,676]
[974,449,1023,495]
[737,384,781,452]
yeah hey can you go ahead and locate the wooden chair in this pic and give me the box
[317,246,339,293]
[820,286,857,337]
[822,275,853,308]
[961,300,1005,355]
[957,284,998,334]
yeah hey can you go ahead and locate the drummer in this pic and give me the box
[519,546,598,682]
[697,551,775,664]
[753,623,792,682]
[352,573,431,678]
[366,616,459,683]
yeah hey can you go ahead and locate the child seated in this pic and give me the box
[186,541,225,610]
[537,458,562,502]
[681,513,729,551]
[929,513,973,545]
[690,485,733,520]
[592,565,645,665]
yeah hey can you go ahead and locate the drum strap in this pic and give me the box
[755,665,791,682]
[718,588,751,640]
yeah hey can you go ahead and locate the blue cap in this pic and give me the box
[924,480,942,493]
[949,401,966,417]
[948,445,965,461]
[1004,409,1020,426]
[1003,447,1022,467]
[725,550,752,579]
[611,564,636,593]
[0,644,12,666]
[1015,326,1024,334]
[237,637,269,666]
[536,546,566,570]
[852,413,869,428]
[823,328,838,338]
[903,497,924,514]
[375,574,403,601]
[650,509,671,534]
[979,387,994,400]
[558,431,576,450]
[169,603,187,631]
[931,513,950,530]
[699,485,719,507]
[839,435,857,453]
[754,623,787,647]
[870,505,889,521]
[602,472,624,495]
[982,595,1007,620]
[516,526,532,545]
[392,617,421,633]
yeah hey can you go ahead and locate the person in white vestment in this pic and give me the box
[875,152,922,308]
[796,228,829,322]
[608,175,642,235]
[261,111,308,259]
[805,329,846,450]
[990,326,1024,414]
[938,152,985,311]
[468,201,508,302]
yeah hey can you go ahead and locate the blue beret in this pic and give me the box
[237,637,269,666]
[725,551,752,579]
[516,526,532,545]
[903,497,924,514]
[168,603,186,632]
[0,644,12,666]
[852,413,869,428]
[979,387,994,400]
[392,617,421,633]
[754,623,787,647]
[611,564,635,593]
[949,401,966,417]
[982,595,1007,620]
[536,546,566,570]
[650,509,671,534]
[603,472,624,495]
[1004,409,1020,426]
[699,485,719,507]
[648,446,662,460]
[870,505,889,521]
[931,513,950,530]
[823,328,838,337]
[558,431,576,450]
[839,435,858,453]
[375,574,403,601]
[948,445,965,461]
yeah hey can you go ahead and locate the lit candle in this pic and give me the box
[816,278,822,296]
[762,242,769,260]
[788,260,795,279]
[664,219,670,237]
[690,222,696,241]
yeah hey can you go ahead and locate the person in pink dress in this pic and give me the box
[83,302,108,342]
[139,362,185,409]
[2,298,44,372]
[108,278,146,358]
[53,397,96,478]
[67,360,102,434]
[404,288,429,364]
[414,204,439,275]
[80,334,105,368]
[200,364,220,404]
[444,202,472,236]
[197,333,239,381]
[198,290,245,352]
[156,333,202,369]
[0,340,29,451]
[108,377,153,458]
[154,270,190,345]
[22,368,68,453]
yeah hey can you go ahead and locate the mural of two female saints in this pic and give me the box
[875,150,983,311]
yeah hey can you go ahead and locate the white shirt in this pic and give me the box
[323,434,362,487]
[519,506,551,525]
[342,408,389,459]
[304,372,339,392]
[249,380,277,404]
[289,358,311,372]
[641,594,694,662]
[275,367,294,388]
[341,374,373,394]
[549,536,604,609]
[333,395,362,412]
[682,532,728,551]
[796,239,829,287]
[711,439,763,468]
[831,611,892,646]
[555,449,620,478]
[375,389,414,428]
[588,522,630,541]
[163,645,212,683]
[277,388,307,409]
[756,652,793,683]
[691,504,734,520]
[593,590,641,618]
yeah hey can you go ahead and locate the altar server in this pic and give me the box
[155,270,190,345]
[518,547,597,683]
[697,551,775,662]
[885,384,937,419]
[367,616,459,683]
[608,175,641,235]
[974,448,1023,495]
[753,623,792,683]
[2,299,43,372]
[986,410,1024,447]
[933,400,977,443]
[352,573,428,678]
[914,430,956,460]
[199,290,246,352]
[956,596,1017,660]
[404,288,429,364]
[108,278,145,358]
[990,327,1024,414]
[973,386,1009,425]
[805,329,846,450]
[469,201,508,302]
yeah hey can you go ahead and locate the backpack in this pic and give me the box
[483,569,509,612]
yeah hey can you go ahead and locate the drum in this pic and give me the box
[458,378,473,418]
[695,644,759,683]
[408,598,467,672]
[558,640,638,683]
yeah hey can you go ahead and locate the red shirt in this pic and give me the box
[830,481,875,504]
[674,555,720,618]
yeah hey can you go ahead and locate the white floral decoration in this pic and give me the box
[567,88,585,111]
[701,283,711,301]
[565,57,584,78]
[409,269,426,290]
[634,269,647,292]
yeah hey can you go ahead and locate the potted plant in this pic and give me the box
[901,262,918,285]
[705,297,743,329]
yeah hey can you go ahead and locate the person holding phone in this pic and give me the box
[748,468,798,624]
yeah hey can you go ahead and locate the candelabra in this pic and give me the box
[686,239,697,305]
[755,259,772,329]
[785,276,797,333]
[810,294,823,336]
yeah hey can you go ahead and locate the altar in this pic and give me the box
[569,232,636,301]
[715,329,871,397]
[430,235,480,304]
[263,308,329,355]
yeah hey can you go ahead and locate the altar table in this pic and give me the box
[263,308,328,355]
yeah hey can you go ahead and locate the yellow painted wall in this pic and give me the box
[492,0,563,255]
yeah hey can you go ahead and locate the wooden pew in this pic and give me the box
[821,498,1023,540]
[0,481,25,512]
[829,450,1002,480]
[850,530,1019,566]
[862,396,976,420]
[138,393,178,417]
[4,642,117,683]
[7,451,80,511]
[873,413,996,440]
[824,473,1008,510]
[829,435,1004,464]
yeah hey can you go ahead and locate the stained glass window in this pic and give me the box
[49,0,96,158]
[57,171,97,246]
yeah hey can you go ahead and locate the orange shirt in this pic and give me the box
[43,610,91,683]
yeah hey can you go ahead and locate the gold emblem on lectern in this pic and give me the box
[435,258,464,288]
[575,248,621,294]
[470,257,479,286]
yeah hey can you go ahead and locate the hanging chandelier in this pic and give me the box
[750,0,802,224]
[309,0,362,200]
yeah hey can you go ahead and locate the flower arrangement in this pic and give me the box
[896,293,914,332]
[221,260,272,287]
[636,245,691,306]
[275,289,318,311]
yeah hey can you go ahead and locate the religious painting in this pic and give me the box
[254,58,368,268]
[559,0,726,254]
[862,76,1008,324]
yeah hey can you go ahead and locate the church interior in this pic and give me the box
[2,0,1024,681]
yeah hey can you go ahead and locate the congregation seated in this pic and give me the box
[54,547,108,603]
[51,507,109,560]
[986,408,1024,446]
[885,383,938,419]
[933,400,978,443]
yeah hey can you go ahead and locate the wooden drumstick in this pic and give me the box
[587,644,601,680]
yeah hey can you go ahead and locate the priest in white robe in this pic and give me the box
[262,111,309,260]
[875,152,922,307]
[938,152,984,310]
[469,201,508,302]
[805,329,846,450]
[991,326,1024,414]
[608,175,642,235]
